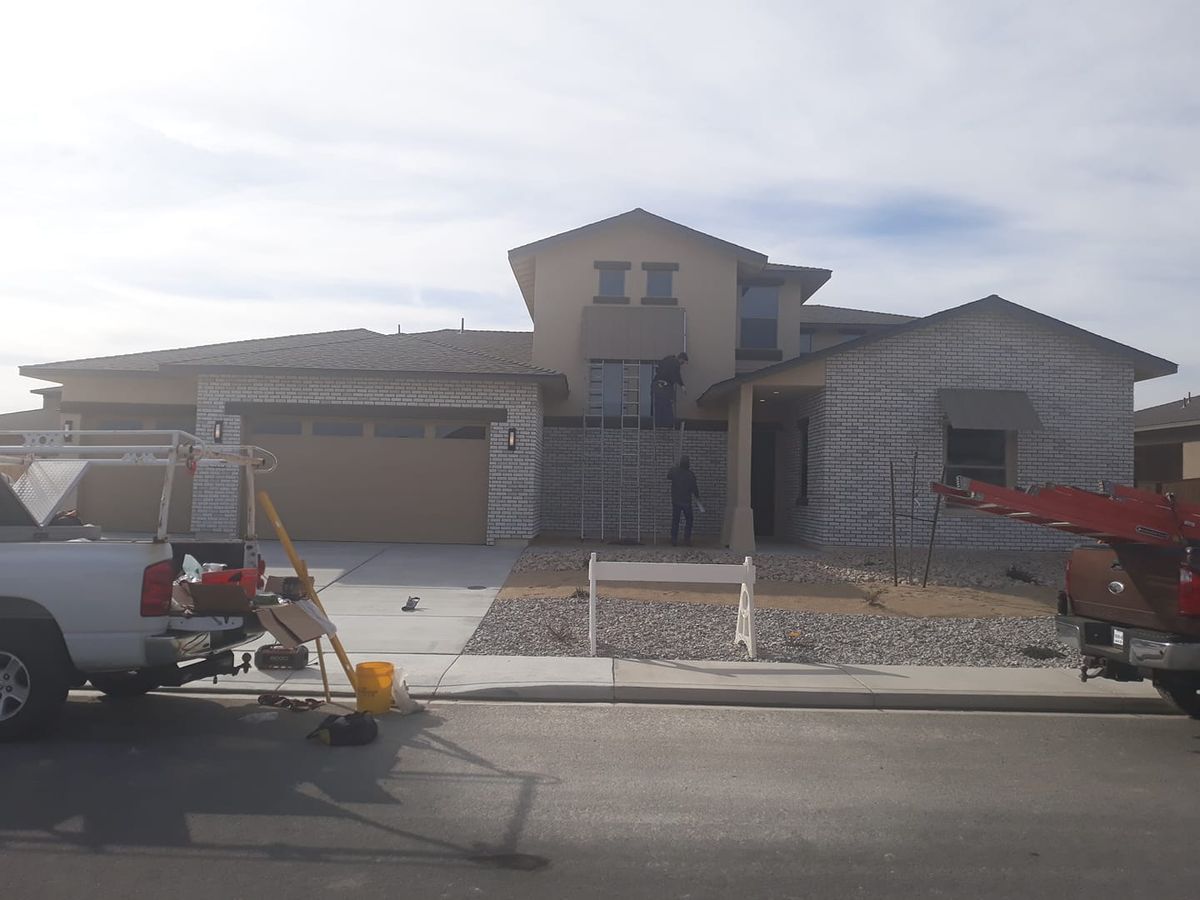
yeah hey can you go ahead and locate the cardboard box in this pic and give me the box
[256,601,334,649]
[172,582,253,615]
[265,574,315,600]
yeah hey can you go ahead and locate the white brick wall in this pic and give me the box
[190,373,543,543]
[793,306,1135,549]
[541,425,726,540]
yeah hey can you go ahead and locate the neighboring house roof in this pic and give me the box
[1135,394,1200,431]
[796,305,916,326]
[20,329,379,378]
[698,295,1178,405]
[507,208,832,314]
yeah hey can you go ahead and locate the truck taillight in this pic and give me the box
[141,560,175,617]
[1180,565,1200,617]
[1065,555,1073,600]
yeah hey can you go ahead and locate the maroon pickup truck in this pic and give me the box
[932,478,1200,717]
[1057,542,1200,716]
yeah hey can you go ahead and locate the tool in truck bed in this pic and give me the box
[930,478,1200,547]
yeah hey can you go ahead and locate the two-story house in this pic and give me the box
[12,209,1176,552]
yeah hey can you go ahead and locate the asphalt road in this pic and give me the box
[4,695,1200,899]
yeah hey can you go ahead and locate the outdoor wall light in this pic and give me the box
[212,420,224,444]
[507,427,517,451]
[62,420,73,443]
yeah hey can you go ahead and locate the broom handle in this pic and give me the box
[258,490,357,691]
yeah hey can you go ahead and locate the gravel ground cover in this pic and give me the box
[463,596,1079,668]
[511,545,1067,591]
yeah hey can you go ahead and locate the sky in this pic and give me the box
[1,0,1197,413]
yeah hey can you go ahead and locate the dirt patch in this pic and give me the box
[498,569,1057,618]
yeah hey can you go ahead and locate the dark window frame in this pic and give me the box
[796,418,810,506]
[435,424,487,440]
[374,422,425,439]
[253,419,304,436]
[945,425,1015,488]
[738,283,780,350]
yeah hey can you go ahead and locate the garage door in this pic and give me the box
[76,417,195,534]
[248,415,489,543]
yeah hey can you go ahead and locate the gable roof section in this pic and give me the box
[508,208,768,266]
[1135,395,1200,431]
[507,208,832,313]
[698,295,1177,405]
[796,305,916,326]
[20,329,379,379]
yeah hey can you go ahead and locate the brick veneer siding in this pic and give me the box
[190,374,543,543]
[542,424,726,541]
[805,305,1135,550]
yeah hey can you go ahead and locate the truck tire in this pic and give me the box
[88,671,161,699]
[0,622,71,741]
[1153,673,1200,718]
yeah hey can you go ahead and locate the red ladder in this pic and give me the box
[930,479,1200,547]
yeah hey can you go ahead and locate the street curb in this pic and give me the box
[157,683,1176,715]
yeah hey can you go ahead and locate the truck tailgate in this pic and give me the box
[1069,543,1200,636]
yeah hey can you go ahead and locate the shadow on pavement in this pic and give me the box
[0,694,556,873]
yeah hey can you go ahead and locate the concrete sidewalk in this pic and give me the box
[180,653,1173,715]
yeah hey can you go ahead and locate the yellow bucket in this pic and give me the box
[355,661,395,715]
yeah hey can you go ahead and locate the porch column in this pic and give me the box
[724,383,756,554]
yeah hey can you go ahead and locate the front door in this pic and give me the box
[751,426,776,537]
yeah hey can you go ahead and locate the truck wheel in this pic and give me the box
[0,623,71,741]
[1153,673,1200,718]
[88,671,161,699]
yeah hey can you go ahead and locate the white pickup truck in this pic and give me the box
[0,429,275,740]
[0,537,268,740]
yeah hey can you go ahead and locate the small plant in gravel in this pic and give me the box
[1005,565,1042,585]
[547,623,573,644]
[568,588,589,599]
[863,588,886,608]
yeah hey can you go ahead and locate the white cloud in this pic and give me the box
[0,0,1196,411]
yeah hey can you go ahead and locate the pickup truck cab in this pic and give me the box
[1056,542,1200,716]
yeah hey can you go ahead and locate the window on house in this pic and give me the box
[375,422,425,438]
[597,268,626,298]
[97,419,145,431]
[254,419,303,436]
[739,284,779,349]
[312,420,363,437]
[798,329,815,354]
[590,360,655,423]
[945,427,1012,487]
[645,269,673,298]
[797,418,810,505]
[436,425,486,439]
[155,420,196,434]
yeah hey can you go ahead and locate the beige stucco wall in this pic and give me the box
[1185,440,1200,479]
[59,374,198,405]
[526,219,814,421]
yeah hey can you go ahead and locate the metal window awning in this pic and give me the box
[938,389,1043,431]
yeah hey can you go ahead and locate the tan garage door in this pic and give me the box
[248,415,489,543]
[76,416,195,534]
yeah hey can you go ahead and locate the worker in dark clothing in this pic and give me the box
[666,455,700,546]
[653,351,688,427]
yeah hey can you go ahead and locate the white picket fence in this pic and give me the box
[587,552,757,659]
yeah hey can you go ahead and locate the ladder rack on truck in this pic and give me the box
[930,478,1200,547]
[0,430,277,543]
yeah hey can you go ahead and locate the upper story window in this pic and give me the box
[798,328,815,354]
[645,269,672,298]
[739,284,779,349]
[594,261,630,300]
[641,262,678,301]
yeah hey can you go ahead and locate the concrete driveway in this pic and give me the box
[245,541,526,694]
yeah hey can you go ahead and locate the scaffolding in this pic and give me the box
[580,362,686,545]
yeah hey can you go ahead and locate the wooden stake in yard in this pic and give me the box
[258,489,358,692]
[297,559,333,703]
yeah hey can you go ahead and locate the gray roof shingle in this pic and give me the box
[21,329,379,375]
[1135,394,1200,429]
[406,329,533,365]
[796,305,916,326]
